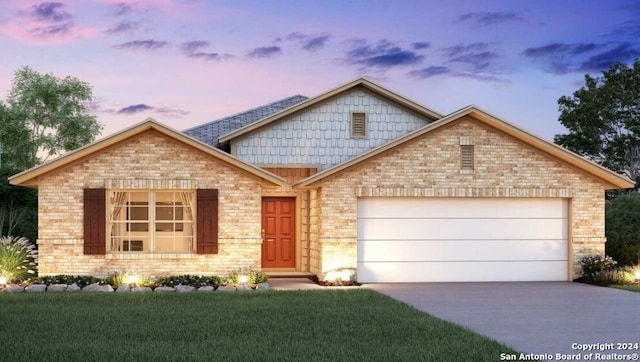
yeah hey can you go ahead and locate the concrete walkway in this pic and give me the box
[367,282,640,359]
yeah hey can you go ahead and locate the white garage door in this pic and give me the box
[357,198,568,282]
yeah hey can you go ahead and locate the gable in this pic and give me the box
[9,120,285,188]
[231,87,434,170]
[295,107,634,189]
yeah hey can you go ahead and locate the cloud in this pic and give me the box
[523,42,638,73]
[118,104,152,114]
[32,22,72,37]
[114,39,168,50]
[105,20,140,34]
[112,2,139,16]
[117,103,189,117]
[412,41,430,50]
[578,43,640,72]
[442,43,500,71]
[408,66,450,79]
[344,39,424,70]
[287,32,330,52]
[247,46,282,58]
[456,11,522,26]
[180,40,232,61]
[31,2,71,22]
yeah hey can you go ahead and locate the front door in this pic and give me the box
[262,197,296,268]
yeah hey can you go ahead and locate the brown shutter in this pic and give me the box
[196,189,219,254]
[83,188,106,255]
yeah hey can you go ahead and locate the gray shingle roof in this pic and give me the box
[184,95,308,147]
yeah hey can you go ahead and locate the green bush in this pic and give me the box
[580,254,617,280]
[155,275,221,288]
[0,235,37,282]
[223,269,268,285]
[105,271,154,287]
[606,194,640,266]
[28,275,103,288]
[593,267,637,285]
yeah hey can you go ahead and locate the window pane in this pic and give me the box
[156,204,173,220]
[156,223,174,232]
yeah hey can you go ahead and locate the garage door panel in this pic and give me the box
[357,197,569,282]
[358,239,568,262]
[358,218,568,240]
[357,198,568,219]
[357,261,568,283]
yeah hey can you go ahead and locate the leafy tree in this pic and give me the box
[0,66,102,170]
[555,60,640,184]
[0,66,102,242]
[605,193,640,266]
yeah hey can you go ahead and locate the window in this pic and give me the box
[351,112,367,138]
[108,191,195,253]
[461,145,474,170]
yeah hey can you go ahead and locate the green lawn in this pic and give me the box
[610,284,640,293]
[0,289,517,361]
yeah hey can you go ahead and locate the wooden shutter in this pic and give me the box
[83,188,106,255]
[196,189,219,254]
[351,112,367,137]
[461,145,474,170]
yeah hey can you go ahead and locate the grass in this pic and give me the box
[610,284,640,293]
[0,289,517,361]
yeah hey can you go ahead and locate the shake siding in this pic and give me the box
[37,130,264,277]
[234,89,430,170]
[316,117,610,279]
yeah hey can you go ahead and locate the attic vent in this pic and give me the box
[461,145,474,170]
[351,112,367,138]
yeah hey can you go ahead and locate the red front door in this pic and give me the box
[262,197,296,268]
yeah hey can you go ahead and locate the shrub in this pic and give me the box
[580,254,618,280]
[0,235,37,283]
[28,275,103,288]
[105,271,154,287]
[155,275,221,288]
[593,267,637,285]
[223,269,268,285]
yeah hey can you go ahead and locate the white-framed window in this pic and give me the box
[107,190,195,253]
[351,112,367,138]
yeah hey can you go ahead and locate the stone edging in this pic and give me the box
[0,283,271,293]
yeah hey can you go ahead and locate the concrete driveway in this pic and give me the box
[366,282,640,360]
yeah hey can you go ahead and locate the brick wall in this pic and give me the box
[37,130,265,277]
[316,117,611,279]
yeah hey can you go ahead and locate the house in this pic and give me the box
[9,78,634,282]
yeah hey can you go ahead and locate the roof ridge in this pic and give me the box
[183,94,308,132]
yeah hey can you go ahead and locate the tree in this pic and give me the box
[555,60,640,184]
[0,66,103,170]
[605,193,640,266]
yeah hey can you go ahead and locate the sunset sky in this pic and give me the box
[1,0,639,141]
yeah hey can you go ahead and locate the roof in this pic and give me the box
[293,105,635,190]
[183,95,308,147]
[9,119,286,188]
[218,77,443,144]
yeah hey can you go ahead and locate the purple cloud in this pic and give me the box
[31,2,71,22]
[247,46,282,58]
[118,104,152,114]
[408,66,450,79]
[32,22,72,37]
[287,32,330,52]
[181,41,232,61]
[105,20,140,34]
[456,11,523,26]
[412,42,430,50]
[345,39,424,69]
[523,42,638,73]
[114,39,168,50]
